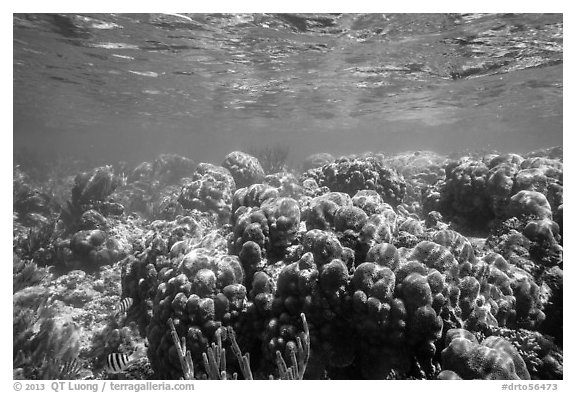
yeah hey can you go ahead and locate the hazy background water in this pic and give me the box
[13,13,563,171]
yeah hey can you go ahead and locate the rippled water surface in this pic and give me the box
[13,13,563,166]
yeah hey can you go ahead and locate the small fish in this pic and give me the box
[116,297,133,315]
[105,353,133,373]
[104,346,147,374]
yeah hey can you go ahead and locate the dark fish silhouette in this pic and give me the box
[105,353,132,373]
[116,297,133,315]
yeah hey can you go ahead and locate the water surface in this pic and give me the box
[13,13,563,168]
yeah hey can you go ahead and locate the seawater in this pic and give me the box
[13,13,562,170]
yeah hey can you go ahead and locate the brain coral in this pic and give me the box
[431,230,475,264]
[409,241,458,277]
[222,151,266,188]
[301,155,406,207]
[351,189,386,216]
[358,206,397,253]
[482,336,530,380]
[178,163,236,220]
[442,331,530,380]
[304,192,352,231]
[230,196,300,260]
[231,183,279,220]
[507,190,552,221]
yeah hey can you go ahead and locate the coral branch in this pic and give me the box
[228,327,253,380]
[168,318,194,380]
[203,328,236,380]
[248,143,290,174]
[276,313,310,380]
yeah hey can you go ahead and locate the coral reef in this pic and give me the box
[230,196,301,260]
[146,247,248,379]
[301,155,407,207]
[14,287,82,379]
[13,148,563,380]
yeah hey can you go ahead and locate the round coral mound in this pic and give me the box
[178,163,236,220]
[301,155,406,207]
[222,151,266,188]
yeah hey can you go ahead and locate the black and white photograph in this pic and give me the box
[11,8,565,385]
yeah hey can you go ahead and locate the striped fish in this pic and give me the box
[116,297,133,315]
[39,357,82,379]
[105,353,133,373]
